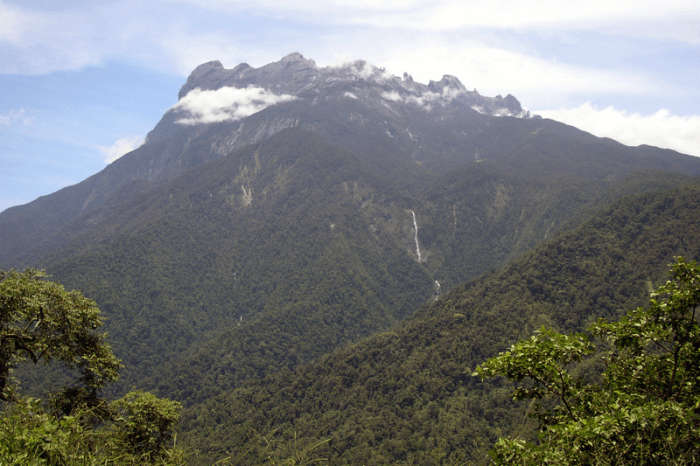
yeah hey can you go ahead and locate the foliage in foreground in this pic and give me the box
[474,257,700,464]
[0,269,184,464]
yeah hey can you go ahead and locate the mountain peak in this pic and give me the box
[429,74,466,92]
[194,60,224,71]
[176,54,531,119]
[186,59,224,80]
[502,94,521,112]
[280,52,316,67]
[179,60,225,98]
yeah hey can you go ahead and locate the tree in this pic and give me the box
[110,391,183,462]
[473,257,700,464]
[0,269,184,464]
[0,269,121,402]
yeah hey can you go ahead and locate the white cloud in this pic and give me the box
[152,30,273,75]
[380,91,402,102]
[349,60,382,80]
[171,0,700,43]
[1,1,694,130]
[98,136,144,163]
[537,103,700,157]
[4,1,697,78]
[0,2,105,74]
[0,1,677,110]
[173,86,296,125]
[168,0,423,17]
[319,40,656,109]
[401,45,650,97]
[352,1,698,32]
[380,86,465,111]
[0,108,31,126]
[0,1,29,43]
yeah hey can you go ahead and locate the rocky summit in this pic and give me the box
[177,52,529,119]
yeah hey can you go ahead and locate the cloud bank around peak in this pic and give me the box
[173,86,296,125]
[537,103,700,157]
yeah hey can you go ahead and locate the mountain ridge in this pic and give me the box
[177,52,527,118]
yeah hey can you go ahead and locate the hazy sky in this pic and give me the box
[1,0,699,212]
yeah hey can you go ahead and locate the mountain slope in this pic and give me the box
[179,185,700,464]
[37,129,433,394]
[3,54,700,408]
[2,54,699,267]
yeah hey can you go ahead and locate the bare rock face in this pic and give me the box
[178,52,320,98]
[177,60,225,98]
[177,52,526,118]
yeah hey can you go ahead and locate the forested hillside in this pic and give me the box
[35,129,432,396]
[14,126,689,404]
[179,185,700,464]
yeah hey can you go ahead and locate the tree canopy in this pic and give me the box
[0,269,121,403]
[0,269,184,464]
[474,257,700,464]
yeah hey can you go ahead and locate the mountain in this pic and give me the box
[2,53,700,407]
[1,53,528,266]
[179,185,700,464]
[2,53,698,266]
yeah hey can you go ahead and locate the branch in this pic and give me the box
[2,333,39,363]
[557,368,578,422]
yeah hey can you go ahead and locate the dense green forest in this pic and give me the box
[178,185,700,464]
[6,183,696,464]
[18,129,689,405]
[36,130,433,399]
[4,180,699,464]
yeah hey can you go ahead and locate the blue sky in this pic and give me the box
[1,0,699,212]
